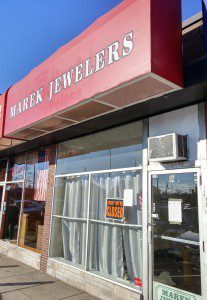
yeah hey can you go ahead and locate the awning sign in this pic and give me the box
[106,199,124,220]
[4,0,183,139]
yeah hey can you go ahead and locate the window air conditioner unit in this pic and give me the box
[148,133,188,162]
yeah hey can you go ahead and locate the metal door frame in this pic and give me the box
[148,167,205,300]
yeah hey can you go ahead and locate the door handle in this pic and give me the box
[148,223,152,245]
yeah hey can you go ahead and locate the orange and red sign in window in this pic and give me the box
[134,278,142,288]
[106,199,124,220]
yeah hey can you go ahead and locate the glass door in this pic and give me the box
[2,183,23,243]
[150,170,202,300]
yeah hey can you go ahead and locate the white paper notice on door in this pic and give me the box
[168,199,182,224]
[123,189,133,206]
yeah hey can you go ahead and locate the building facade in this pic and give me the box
[0,1,206,299]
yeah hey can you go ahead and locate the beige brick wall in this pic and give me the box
[0,240,40,269]
[40,144,57,272]
[47,259,143,300]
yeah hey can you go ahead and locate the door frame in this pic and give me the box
[0,182,6,238]
[148,167,205,300]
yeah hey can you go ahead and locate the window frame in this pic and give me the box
[50,166,143,290]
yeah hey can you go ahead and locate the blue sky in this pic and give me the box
[0,0,203,93]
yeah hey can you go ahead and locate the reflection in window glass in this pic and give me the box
[8,155,25,181]
[111,144,142,169]
[19,149,50,251]
[152,172,201,296]
[2,183,23,242]
[0,159,7,181]
[56,121,143,175]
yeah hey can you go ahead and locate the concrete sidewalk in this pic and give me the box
[0,254,98,300]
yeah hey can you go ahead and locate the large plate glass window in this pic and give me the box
[50,121,143,290]
[0,151,50,254]
[56,122,143,175]
[89,170,142,287]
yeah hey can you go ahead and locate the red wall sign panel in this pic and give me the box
[4,0,182,137]
[0,93,6,138]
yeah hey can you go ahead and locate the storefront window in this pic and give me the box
[7,155,25,181]
[50,121,143,289]
[1,155,25,243]
[88,170,142,285]
[19,149,50,251]
[0,150,49,252]
[56,121,143,175]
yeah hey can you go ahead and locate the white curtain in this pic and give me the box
[60,171,142,281]
[62,176,88,265]
[89,171,142,281]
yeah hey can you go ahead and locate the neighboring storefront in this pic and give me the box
[0,149,50,268]
[0,1,207,299]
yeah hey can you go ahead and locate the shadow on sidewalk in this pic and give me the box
[0,265,19,268]
[0,280,55,287]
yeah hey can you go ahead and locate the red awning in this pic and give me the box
[3,0,183,141]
